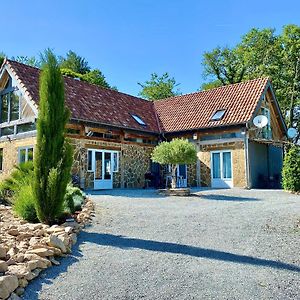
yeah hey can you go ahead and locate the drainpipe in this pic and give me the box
[196,142,201,187]
[244,125,251,189]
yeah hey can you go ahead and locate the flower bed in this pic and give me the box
[0,198,94,299]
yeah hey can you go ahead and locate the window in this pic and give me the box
[87,150,93,171]
[0,77,36,138]
[261,107,272,139]
[18,147,33,163]
[0,148,3,171]
[113,152,119,172]
[131,114,146,126]
[211,109,226,121]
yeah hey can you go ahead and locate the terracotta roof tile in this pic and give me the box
[154,78,269,133]
[5,60,269,134]
[6,60,159,133]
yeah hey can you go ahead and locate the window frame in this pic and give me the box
[131,114,146,126]
[0,76,36,138]
[210,109,226,121]
[0,148,3,171]
[18,146,34,164]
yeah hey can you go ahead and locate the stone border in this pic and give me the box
[0,198,95,300]
[158,188,191,196]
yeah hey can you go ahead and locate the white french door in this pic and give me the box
[87,149,119,190]
[211,151,233,188]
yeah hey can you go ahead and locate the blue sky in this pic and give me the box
[1,0,299,96]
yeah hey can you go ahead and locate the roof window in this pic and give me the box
[131,114,146,126]
[211,109,226,121]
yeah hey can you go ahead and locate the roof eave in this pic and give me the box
[161,123,247,136]
[70,117,160,136]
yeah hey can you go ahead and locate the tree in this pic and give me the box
[11,55,41,68]
[60,67,115,90]
[59,50,90,74]
[202,25,300,142]
[202,46,246,86]
[151,139,197,188]
[0,52,5,66]
[33,49,73,224]
[138,73,181,100]
[282,146,300,192]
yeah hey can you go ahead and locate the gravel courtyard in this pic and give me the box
[23,189,300,300]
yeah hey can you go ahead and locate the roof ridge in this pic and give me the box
[154,77,270,104]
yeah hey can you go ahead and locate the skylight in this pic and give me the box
[211,109,226,121]
[132,114,146,126]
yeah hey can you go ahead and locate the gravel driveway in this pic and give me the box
[23,189,300,300]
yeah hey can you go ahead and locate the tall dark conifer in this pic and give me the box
[33,49,73,224]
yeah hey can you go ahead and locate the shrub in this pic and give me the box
[33,50,73,224]
[151,138,197,188]
[63,183,85,214]
[13,185,38,223]
[0,161,34,204]
[282,146,300,192]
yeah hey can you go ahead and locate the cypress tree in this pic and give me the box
[33,49,73,224]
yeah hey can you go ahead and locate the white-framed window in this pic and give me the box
[18,146,33,163]
[113,152,119,172]
[0,76,36,138]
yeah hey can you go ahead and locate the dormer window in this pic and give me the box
[131,114,146,126]
[211,109,226,121]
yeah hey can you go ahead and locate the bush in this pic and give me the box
[63,183,85,214]
[13,185,38,223]
[282,146,300,192]
[0,161,34,204]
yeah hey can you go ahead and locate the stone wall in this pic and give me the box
[70,138,154,189]
[187,163,197,187]
[198,141,246,188]
[0,136,36,181]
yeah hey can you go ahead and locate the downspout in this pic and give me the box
[244,124,251,189]
[196,142,201,187]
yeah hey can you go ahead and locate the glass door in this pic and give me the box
[211,151,233,188]
[91,150,113,189]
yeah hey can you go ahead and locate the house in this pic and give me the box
[0,59,287,190]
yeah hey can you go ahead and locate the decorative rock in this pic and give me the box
[18,278,28,288]
[0,275,18,299]
[70,233,77,246]
[64,226,73,234]
[27,260,38,271]
[8,292,21,300]
[35,258,51,269]
[26,248,54,257]
[46,226,65,234]
[0,259,8,272]
[49,257,60,266]
[25,268,41,281]
[48,234,67,253]
[6,258,17,266]
[15,287,25,296]
[0,246,7,259]
[7,264,31,279]
[7,229,19,236]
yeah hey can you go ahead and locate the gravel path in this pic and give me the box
[23,189,300,300]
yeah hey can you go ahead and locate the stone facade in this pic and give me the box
[198,141,247,188]
[187,163,197,187]
[0,135,36,181]
[70,138,154,189]
[0,135,247,189]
